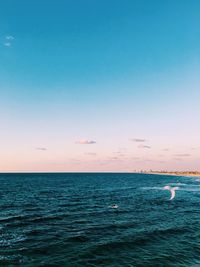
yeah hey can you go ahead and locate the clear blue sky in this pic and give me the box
[0,0,200,172]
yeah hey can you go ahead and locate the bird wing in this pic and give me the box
[169,189,176,200]
[173,187,179,190]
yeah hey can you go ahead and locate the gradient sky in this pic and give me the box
[0,0,200,172]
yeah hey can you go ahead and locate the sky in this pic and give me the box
[0,0,200,172]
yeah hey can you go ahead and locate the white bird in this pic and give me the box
[163,185,179,200]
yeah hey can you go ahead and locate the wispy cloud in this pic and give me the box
[109,156,119,160]
[4,42,11,47]
[138,144,151,149]
[75,139,96,145]
[191,147,200,150]
[173,153,190,157]
[3,35,15,47]
[113,151,125,157]
[6,35,14,40]
[36,147,47,151]
[84,152,97,156]
[162,148,169,151]
[130,138,146,142]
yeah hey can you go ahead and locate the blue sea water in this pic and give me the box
[0,173,200,267]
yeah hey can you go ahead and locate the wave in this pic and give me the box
[0,234,26,247]
[141,186,164,190]
[30,215,66,223]
[0,215,31,223]
[0,204,17,209]
[78,225,190,258]
[66,235,89,242]
[141,185,200,192]
[1,173,200,266]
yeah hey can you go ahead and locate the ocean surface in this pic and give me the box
[1,173,200,267]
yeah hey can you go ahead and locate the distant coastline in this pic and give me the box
[146,171,200,177]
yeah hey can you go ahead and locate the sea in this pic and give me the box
[0,173,200,267]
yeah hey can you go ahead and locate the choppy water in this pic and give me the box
[1,173,200,266]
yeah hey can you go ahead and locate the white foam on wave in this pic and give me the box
[178,187,200,192]
[160,185,200,192]
[109,204,119,209]
[169,183,186,186]
[141,184,200,196]
[0,234,26,247]
[141,186,166,191]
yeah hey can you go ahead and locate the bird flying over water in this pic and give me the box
[163,185,179,200]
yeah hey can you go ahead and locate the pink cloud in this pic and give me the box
[138,144,151,149]
[75,139,96,144]
[130,138,146,142]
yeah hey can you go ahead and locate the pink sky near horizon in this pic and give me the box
[0,135,200,172]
